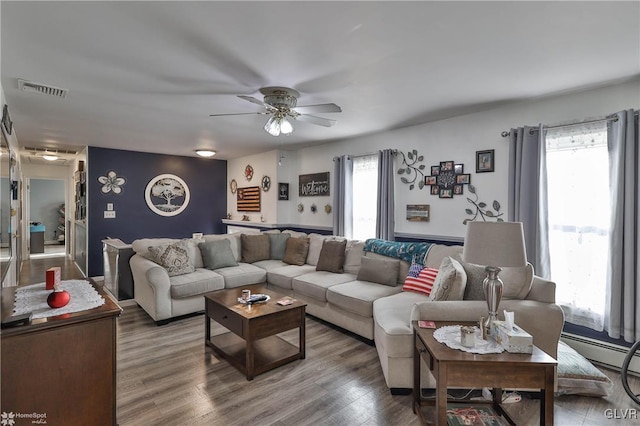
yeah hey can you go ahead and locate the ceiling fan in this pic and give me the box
[209,87,342,136]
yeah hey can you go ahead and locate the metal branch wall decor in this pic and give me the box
[424,161,470,198]
[463,184,504,224]
[397,149,426,190]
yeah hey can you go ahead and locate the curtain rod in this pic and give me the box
[333,149,397,161]
[500,111,639,137]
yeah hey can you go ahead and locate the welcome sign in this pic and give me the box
[299,172,330,197]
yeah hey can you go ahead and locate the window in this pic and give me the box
[545,122,609,330]
[352,154,378,240]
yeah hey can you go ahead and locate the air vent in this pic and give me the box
[18,79,68,98]
[23,147,78,155]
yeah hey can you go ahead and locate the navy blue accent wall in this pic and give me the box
[87,147,227,276]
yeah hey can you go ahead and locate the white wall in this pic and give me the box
[232,77,638,238]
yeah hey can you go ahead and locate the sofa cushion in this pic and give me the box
[147,239,195,277]
[327,281,402,317]
[215,263,267,288]
[283,237,310,265]
[306,234,328,266]
[373,291,430,358]
[424,244,464,268]
[198,239,238,270]
[316,239,347,273]
[169,268,224,298]
[268,233,290,260]
[241,233,270,263]
[203,234,241,262]
[282,229,307,239]
[344,240,365,274]
[252,259,287,271]
[268,264,316,290]
[428,257,467,301]
[292,271,356,302]
[402,262,438,297]
[357,256,400,286]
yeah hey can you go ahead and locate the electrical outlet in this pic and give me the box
[104,211,116,219]
[192,232,203,239]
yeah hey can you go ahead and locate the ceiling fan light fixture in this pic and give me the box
[195,149,216,157]
[264,116,281,137]
[280,117,294,135]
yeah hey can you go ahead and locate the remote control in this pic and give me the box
[1,312,33,328]
[247,295,268,304]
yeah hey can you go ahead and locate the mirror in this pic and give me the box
[1,130,11,283]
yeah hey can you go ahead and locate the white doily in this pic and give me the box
[13,279,106,319]
[433,325,504,354]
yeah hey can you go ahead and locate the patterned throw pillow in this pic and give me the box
[147,239,195,277]
[402,262,438,296]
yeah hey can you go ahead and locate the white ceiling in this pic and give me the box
[2,1,639,161]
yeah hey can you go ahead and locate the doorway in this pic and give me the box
[27,178,66,259]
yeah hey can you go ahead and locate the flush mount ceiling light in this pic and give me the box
[210,87,341,137]
[195,150,216,157]
[42,154,59,161]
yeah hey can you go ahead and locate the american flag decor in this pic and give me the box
[402,263,438,297]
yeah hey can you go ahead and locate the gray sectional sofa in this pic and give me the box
[130,230,564,391]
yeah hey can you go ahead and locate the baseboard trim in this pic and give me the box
[561,332,640,375]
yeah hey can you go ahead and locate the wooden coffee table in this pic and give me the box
[204,284,306,380]
[413,321,557,425]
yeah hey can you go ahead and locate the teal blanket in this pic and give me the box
[363,239,432,264]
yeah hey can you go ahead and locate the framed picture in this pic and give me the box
[440,161,454,171]
[406,204,430,222]
[454,164,464,174]
[439,188,453,199]
[456,174,471,184]
[278,183,289,200]
[431,166,440,176]
[430,185,439,195]
[476,149,495,173]
[425,176,437,185]
[453,184,464,195]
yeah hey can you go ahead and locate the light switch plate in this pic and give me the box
[107,203,114,211]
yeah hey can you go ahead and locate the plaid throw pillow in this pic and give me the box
[402,262,438,296]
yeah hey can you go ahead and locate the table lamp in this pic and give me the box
[462,221,527,334]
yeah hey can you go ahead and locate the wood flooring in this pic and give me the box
[18,256,640,425]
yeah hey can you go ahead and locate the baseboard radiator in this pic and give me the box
[561,333,640,376]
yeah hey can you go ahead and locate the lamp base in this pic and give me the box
[483,266,503,335]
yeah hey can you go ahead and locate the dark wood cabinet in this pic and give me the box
[1,281,122,425]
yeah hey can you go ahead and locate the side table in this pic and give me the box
[413,321,556,425]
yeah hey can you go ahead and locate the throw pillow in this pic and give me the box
[356,256,400,286]
[344,241,365,274]
[268,233,290,260]
[306,234,328,266]
[315,239,347,273]
[283,237,310,266]
[198,239,238,270]
[428,257,467,301]
[460,260,488,301]
[147,239,195,277]
[240,233,270,263]
[402,262,438,296]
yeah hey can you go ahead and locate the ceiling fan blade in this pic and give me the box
[237,95,271,109]
[293,103,342,114]
[209,112,266,117]
[295,114,337,127]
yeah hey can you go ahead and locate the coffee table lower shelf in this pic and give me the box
[413,395,513,425]
[207,332,302,379]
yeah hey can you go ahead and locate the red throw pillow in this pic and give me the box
[403,265,438,296]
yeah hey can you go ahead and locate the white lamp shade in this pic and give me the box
[462,221,527,267]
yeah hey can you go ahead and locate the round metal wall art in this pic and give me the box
[261,175,271,192]
[145,174,190,217]
[244,165,254,181]
[230,179,237,194]
[297,203,304,213]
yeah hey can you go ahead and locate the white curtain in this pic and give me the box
[352,155,378,240]
[545,121,609,330]
[332,155,353,238]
